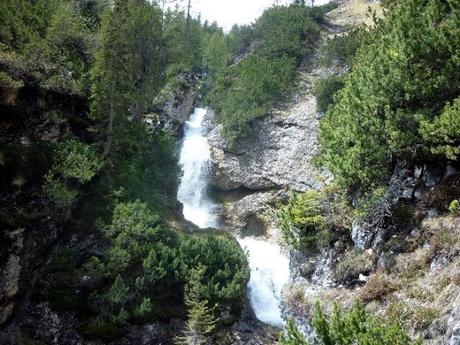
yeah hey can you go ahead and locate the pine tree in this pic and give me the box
[90,0,131,161]
[280,320,309,345]
[176,265,219,345]
[126,0,163,121]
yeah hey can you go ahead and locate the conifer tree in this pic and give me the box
[90,0,130,161]
[127,0,163,121]
[176,264,219,345]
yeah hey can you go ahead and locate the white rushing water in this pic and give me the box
[177,107,290,328]
[177,108,217,228]
[238,238,290,328]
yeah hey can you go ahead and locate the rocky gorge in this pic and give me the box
[1,0,460,344]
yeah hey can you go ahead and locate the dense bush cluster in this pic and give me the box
[313,75,344,113]
[44,138,102,208]
[281,304,421,345]
[49,200,248,336]
[277,191,330,250]
[88,201,248,328]
[318,0,460,190]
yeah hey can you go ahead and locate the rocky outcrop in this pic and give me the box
[206,66,335,234]
[150,72,199,136]
[448,292,460,345]
[208,87,330,193]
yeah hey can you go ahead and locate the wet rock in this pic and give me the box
[351,219,374,251]
[450,324,460,345]
[202,108,219,131]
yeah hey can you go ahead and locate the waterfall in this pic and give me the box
[177,107,290,328]
[238,237,290,328]
[177,108,217,228]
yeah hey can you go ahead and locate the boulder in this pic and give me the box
[220,191,281,236]
[150,72,198,136]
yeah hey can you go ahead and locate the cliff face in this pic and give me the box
[206,64,336,236]
[0,73,90,341]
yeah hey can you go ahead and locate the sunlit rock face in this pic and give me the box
[207,90,329,193]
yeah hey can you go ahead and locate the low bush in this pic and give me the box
[449,199,459,215]
[49,200,249,327]
[43,137,102,208]
[358,272,396,303]
[281,303,420,345]
[0,71,24,88]
[334,249,376,284]
[313,75,344,113]
[277,191,329,250]
[320,29,364,67]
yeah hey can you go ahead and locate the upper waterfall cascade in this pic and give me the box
[177,108,218,228]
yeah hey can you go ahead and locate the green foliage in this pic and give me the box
[280,320,309,345]
[53,138,102,183]
[282,303,420,345]
[176,265,219,345]
[43,173,79,208]
[449,199,460,215]
[207,4,333,144]
[319,0,460,190]
[420,97,460,160]
[163,9,204,74]
[0,71,24,88]
[83,201,249,326]
[0,0,95,93]
[277,191,329,250]
[210,54,296,143]
[313,303,419,345]
[111,123,180,212]
[313,75,345,113]
[321,30,364,67]
[46,2,92,75]
[178,235,249,305]
[202,33,230,80]
[44,138,101,208]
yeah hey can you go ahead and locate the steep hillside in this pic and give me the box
[206,1,460,344]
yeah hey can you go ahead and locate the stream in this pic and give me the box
[177,107,290,328]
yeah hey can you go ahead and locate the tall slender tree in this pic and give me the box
[91,0,130,162]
